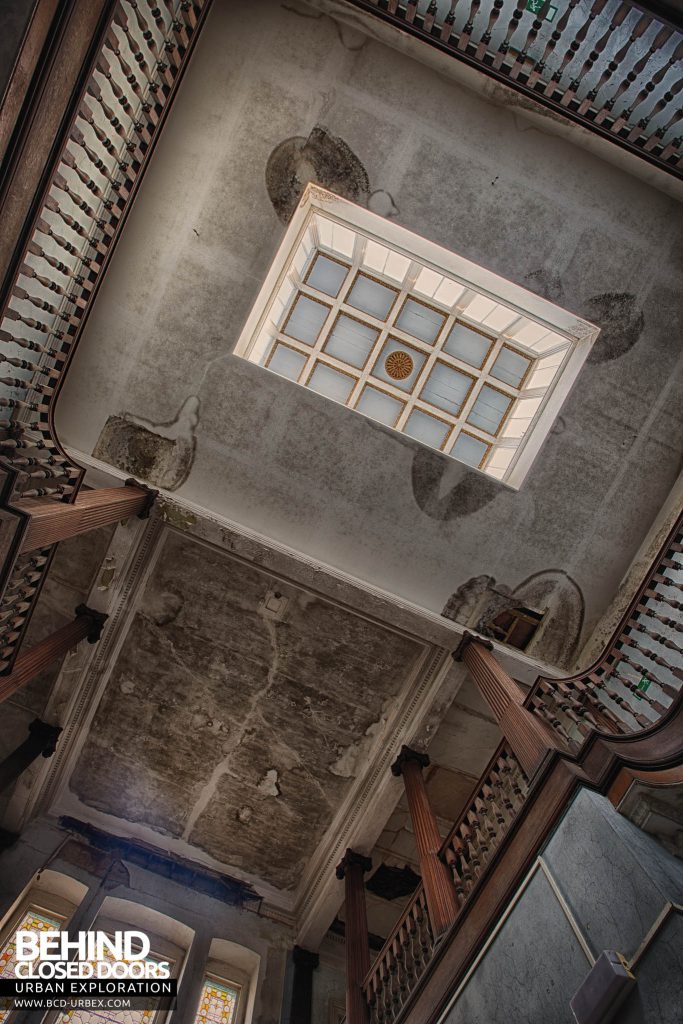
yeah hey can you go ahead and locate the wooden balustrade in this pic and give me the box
[346,0,682,178]
[527,511,683,745]
[356,510,682,1022]
[0,0,210,673]
[363,887,434,1024]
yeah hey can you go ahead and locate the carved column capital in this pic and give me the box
[391,745,430,777]
[292,946,319,971]
[452,630,494,662]
[74,604,108,644]
[124,478,159,518]
[28,718,62,757]
[335,848,372,880]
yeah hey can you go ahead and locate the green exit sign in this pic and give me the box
[526,0,558,20]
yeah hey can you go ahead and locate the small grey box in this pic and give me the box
[570,950,636,1024]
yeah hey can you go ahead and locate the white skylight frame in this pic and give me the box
[235,185,599,488]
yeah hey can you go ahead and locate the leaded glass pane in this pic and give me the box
[396,299,445,345]
[443,323,491,368]
[451,432,489,468]
[420,363,474,415]
[61,941,166,1024]
[306,254,348,297]
[403,410,449,449]
[490,346,531,388]
[323,315,378,369]
[308,364,355,403]
[195,978,239,1024]
[0,908,64,1023]
[466,385,512,434]
[346,274,396,320]
[283,295,329,345]
[267,345,306,382]
[356,387,404,427]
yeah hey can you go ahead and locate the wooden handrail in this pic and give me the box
[344,0,683,180]
[0,0,212,673]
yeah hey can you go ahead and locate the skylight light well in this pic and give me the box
[235,185,599,487]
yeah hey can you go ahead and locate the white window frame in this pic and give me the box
[235,184,600,489]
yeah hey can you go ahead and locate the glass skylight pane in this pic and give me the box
[308,363,355,403]
[268,344,307,382]
[324,314,378,368]
[396,299,445,345]
[467,386,512,434]
[283,295,330,344]
[372,339,427,393]
[451,432,489,468]
[443,323,491,368]
[490,347,531,388]
[347,273,397,320]
[404,410,450,449]
[356,386,404,426]
[306,254,348,297]
[420,362,473,415]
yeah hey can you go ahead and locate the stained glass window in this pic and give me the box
[0,907,64,1023]
[195,976,239,1024]
[61,940,165,1024]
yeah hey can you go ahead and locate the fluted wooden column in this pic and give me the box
[15,480,157,553]
[0,605,107,702]
[336,849,372,1024]
[454,633,565,777]
[0,718,61,793]
[391,746,459,935]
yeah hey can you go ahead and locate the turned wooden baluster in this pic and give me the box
[440,1,458,43]
[610,39,683,133]
[391,746,459,935]
[527,0,581,89]
[336,849,372,1024]
[492,0,527,72]
[586,10,651,117]
[458,0,481,52]
[475,0,504,61]
[509,0,551,79]
[562,0,626,110]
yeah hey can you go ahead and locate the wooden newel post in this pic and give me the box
[15,479,158,553]
[0,604,107,703]
[454,632,565,778]
[391,746,459,935]
[336,849,372,1024]
[0,718,61,793]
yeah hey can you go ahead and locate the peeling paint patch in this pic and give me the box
[257,768,281,797]
[158,501,197,531]
[93,396,199,490]
[442,569,585,668]
[266,126,370,222]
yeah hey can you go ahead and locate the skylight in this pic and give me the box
[235,186,599,487]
